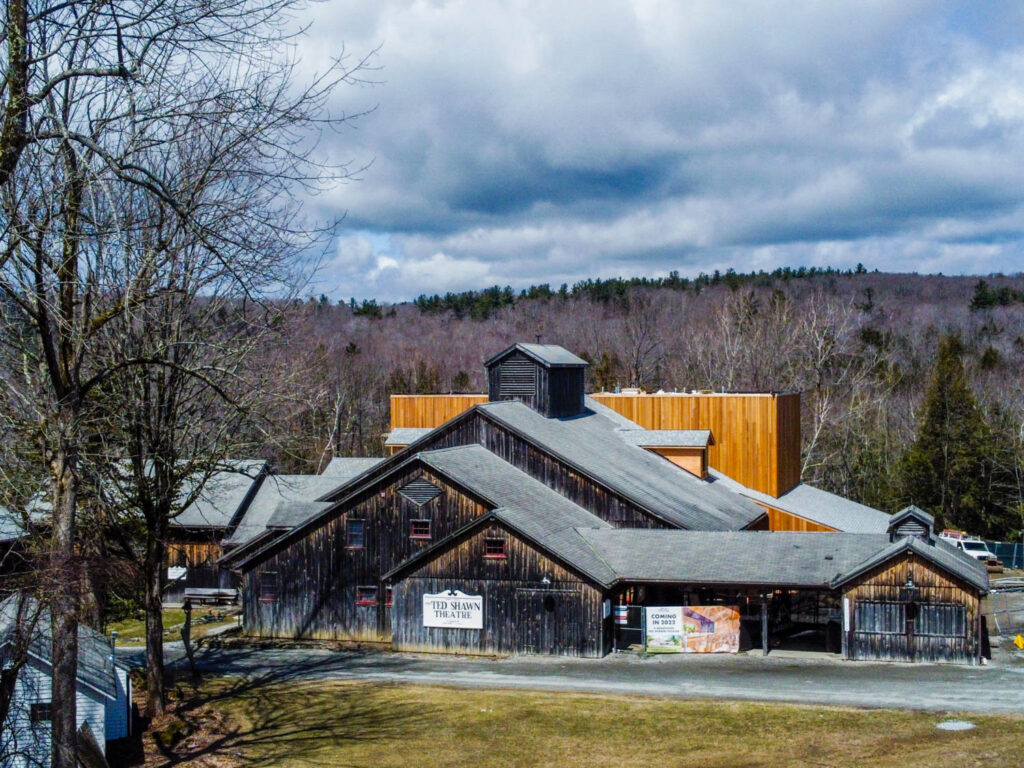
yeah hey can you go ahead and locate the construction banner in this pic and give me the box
[645,605,740,653]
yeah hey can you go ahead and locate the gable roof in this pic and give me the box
[0,595,118,700]
[485,343,588,368]
[476,400,765,530]
[887,505,936,538]
[578,529,893,587]
[321,457,385,478]
[385,428,433,447]
[173,459,267,529]
[385,446,615,585]
[833,533,989,592]
[222,474,342,548]
[708,469,891,533]
[618,429,713,448]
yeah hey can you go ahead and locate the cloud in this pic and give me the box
[295,1,1024,300]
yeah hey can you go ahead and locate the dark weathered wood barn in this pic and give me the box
[227,343,988,664]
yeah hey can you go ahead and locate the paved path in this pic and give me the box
[116,642,1024,715]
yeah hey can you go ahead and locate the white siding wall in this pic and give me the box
[0,656,109,767]
[105,664,131,740]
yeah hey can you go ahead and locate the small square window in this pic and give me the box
[31,703,52,723]
[356,586,378,606]
[347,519,365,548]
[410,520,431,539]
[260,571,279,602]
[484,538,506,559]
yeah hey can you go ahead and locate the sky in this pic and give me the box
[296,1,1024,302]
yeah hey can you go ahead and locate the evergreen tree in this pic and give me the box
[900,335,1001,535]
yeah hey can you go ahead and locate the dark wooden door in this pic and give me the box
[514,588,579,655]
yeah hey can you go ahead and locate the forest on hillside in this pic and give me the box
[268,269,1024,540]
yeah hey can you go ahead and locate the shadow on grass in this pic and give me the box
[134,657,437,767]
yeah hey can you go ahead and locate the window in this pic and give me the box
[484,538,506,559]
[31,703,52,723]
[386,586,393,606]
[347,519,365,549]
[356,586,378,606]
[854,601,905,634]
[410,519,431,539]
[260,571,279,602]
[916,603,967,637]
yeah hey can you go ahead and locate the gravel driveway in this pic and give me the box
[116,640,1024,715]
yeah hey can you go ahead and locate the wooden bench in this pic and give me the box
[182,588,238,606]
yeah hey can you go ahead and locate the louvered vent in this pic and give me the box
[499,359,537,396]
[896,521,927,538]
[398,477,443,506]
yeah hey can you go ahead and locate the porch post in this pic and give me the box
[761,594,769,656]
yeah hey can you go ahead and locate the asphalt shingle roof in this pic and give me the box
[266,500,334,529]
[618,430,712,447]
[223,474,343,547]
[477,401,765,531]
[835,534,989,592]
[388,446,614,584]
[575,529,989,592]
[485,343,588,367]
[321,457,384,477]
[0,595,117,699]
[173,460,267,529]
[577,529,894,587]
[708,470,891,533]
[384,428,433,446]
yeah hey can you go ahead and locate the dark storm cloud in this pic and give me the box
[301,1,1024,301]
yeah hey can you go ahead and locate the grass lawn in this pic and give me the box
[135,679,1024,768]
[108,608,238,645]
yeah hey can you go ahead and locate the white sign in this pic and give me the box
[423,589,483,629]
[646,607,684,652]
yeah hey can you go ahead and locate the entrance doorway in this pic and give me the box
[514,588,578,654]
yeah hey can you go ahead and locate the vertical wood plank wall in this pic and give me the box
[760,504,836,533]
[584,393,801,498]
[390,392,802,497]
[393,521,605,657]
[391,394,488,429]
[243,466,491,642]
[842,554,981,664]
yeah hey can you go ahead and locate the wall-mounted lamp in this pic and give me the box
[901,575,918,603]
[540,575,551,586]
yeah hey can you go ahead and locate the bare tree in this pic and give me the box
[0,1,371,761]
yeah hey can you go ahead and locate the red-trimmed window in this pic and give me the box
[347,519,365,549]
[356,586,378,606]
[260,571,279,602]
[484,538,506,559]
[385,586,393,606]
[410,519,432,539]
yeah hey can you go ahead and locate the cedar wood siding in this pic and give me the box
[589,392,802,498]
[393,521,607,657]
[390,394,489,429]
[843,553,982,664]
[759,504,837,533]
[243,465,490,641]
